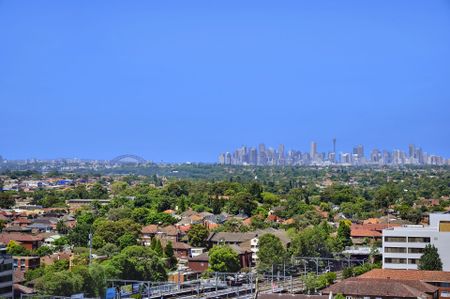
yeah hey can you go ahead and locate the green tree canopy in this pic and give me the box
[208,245,240,273]
[105,245,167,281]
[257,234,286,272]
[418,244,443,271]
[337,220,352,249]
[187,224,209,247]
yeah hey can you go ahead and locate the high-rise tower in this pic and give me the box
[310,141,317,160]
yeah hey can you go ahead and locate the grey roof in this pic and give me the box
[253,228,291,245]
[207,232,256,243]
[189,252,209,261]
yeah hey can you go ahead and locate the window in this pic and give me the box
[408,247,424,254]
[439,221,450,232]
[0,275,12,283]
[385,247,406,253]
[0,285,12,295]
[0,263,12,271]
[385,236,407,242]
[408,237,430,243]
[384,258,407,264]
[408,258,419,264]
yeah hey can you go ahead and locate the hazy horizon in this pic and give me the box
[1,1,450,162]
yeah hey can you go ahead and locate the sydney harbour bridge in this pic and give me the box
[110,154,147,164]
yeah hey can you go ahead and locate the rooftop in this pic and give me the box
[359,269,450,283]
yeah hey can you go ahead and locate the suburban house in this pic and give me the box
[322,277,439,299]
[188,245,252,273]
[160,240,192,259]
[0,233,45,250]
[13,256,40,272]
[207,228,290,265]
[359,269,450,298]
[140,225,181,246]
[350,223,398,245]
[188,252,209,272]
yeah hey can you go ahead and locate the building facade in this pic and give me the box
[382,213,450,271]
[0,245,13,299]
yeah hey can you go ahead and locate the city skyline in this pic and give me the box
[1,139,449,165]
[219,140,448,166]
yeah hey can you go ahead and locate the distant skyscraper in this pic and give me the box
[310,141,317,160]
[333,138,336,153]
[278,144,285,165]
[249,147,257,165]
[218,153,225,164]
[370,149,380,162]
[416,147,424,164]
[225,152,232,165]
[340,152,351,164]
[409,144,415,158]
[353,145,364,159]
[258,143,267,166]
[328,152,336,163]
[267,147,276,165]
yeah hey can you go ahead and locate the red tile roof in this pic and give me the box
[359,269,450,283]
[0,232,45,243]
[141,224,158,234]
[323,277,438,298]
[351,229,382,238]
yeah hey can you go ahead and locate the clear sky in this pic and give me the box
[1,1,449,162]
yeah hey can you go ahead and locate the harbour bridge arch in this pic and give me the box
[110,154,147,164]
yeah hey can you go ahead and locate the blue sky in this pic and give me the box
[1,1,449,162]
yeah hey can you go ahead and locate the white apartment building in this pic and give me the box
[382,213,450,271]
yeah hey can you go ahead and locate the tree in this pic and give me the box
[257,234,286,272]
[71,264,107,297]
[0,219,6,232]
[164,241,178,270]
[96,243,120,258]
[118,233,138,249]
[68,223,91,247]
[187,224,209,247]
[337,220,352,249]
[56,220,69,234]
[107,207,132,221]
[0,192,15,209]
[146,212,177,225]
[290,226,333,258]
[6,240,30,256]
[35,270,83,296]
[132,207,151,224]
[111,181,128,195]
[34,245,53,257]
[208,245,240,273]
[418,244,443,271]
[230,192,257,216]
[89,183,108,199]
[248,182,263,200]
[374,184,399,210]
[93,219,141,247]
[302,273,321,294]
[105,246,167,281]
[151,238,163,256]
